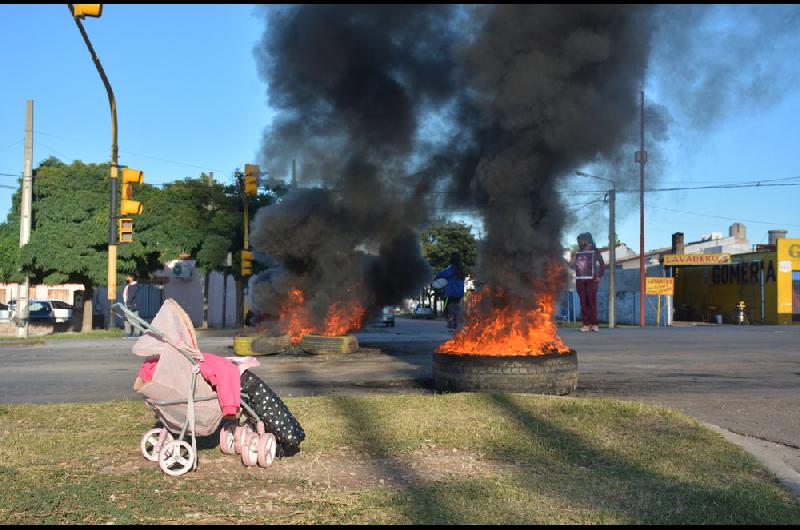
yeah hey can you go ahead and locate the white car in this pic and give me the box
[411,304,435,319]
[3,299,74,323]
[381,306,397,327]
[48,300,74,323]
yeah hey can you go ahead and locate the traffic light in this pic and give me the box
[72,4,103,18]
[244,164,259,196]
[120,168,143,216]
[118,218,133,243]
[241,250,254,277]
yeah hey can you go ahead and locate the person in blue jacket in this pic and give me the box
[435,252,466,330]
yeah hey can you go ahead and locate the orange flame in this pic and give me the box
[280,288,315,344]
[279,286,366,342]
[323,300,367,336]
[436,288,569,357]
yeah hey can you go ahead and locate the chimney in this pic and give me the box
[729,223,746,241]
[671,232,685,254]
[768,230,787,246]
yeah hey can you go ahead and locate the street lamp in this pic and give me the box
[575,171,617,329]
[67,4,119,330]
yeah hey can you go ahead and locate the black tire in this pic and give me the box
[433,350,578,395]
[240,371,305,457]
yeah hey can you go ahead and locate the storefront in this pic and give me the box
[671,238,800,324]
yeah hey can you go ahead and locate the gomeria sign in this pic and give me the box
[663,254,731,266]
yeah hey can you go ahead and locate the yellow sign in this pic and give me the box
[663,254,731,266]
[646,277,674,296]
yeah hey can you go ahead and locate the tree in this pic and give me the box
[0,158,288,331]
[420,220,478,313]
[421,220,477,276]
[15,158,122,331]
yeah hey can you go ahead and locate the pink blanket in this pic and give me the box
[137,352,240,416]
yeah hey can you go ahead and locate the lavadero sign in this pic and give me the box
[663,253,731,266]
[711,260,776,286]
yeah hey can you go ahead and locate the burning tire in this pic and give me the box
[433,350,577,395]
[300,334,359,355]
[240,371,305,457]
[251,334,293,355]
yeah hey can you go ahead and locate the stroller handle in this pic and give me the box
[112,303,164,340]
[112,302,200,366]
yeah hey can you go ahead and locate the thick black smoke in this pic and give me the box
[250,5,460,329]
[251,5,661,332]
[447,5,659,311]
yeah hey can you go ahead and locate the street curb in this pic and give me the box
[0,340,46,347]
[703,422,800,497]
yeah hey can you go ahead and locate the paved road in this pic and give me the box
[2,320,798,452]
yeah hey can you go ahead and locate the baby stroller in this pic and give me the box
[114,299,305,476]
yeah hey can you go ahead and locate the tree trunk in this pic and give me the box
[81,285,93,332]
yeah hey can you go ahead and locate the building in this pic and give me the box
[672,236,800,324]
[564,223,799,325]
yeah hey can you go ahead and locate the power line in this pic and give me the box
[0,139,23,152]
[647,204,800,228]
[34,130,225,173]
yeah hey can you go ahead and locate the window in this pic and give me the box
[793,271,800,322]
[48,289,70,302]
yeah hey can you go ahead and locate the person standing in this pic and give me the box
[123,273,142,338]
[435,252,466,331]
[574,233,605,332]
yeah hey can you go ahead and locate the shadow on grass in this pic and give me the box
[482,393,798,524]
[327,394,465,524]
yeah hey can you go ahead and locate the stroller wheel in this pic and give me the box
[158,440,195,476]
[257,433,277,468]
[219,422,237,455]
[140,428,173,462]
[241,432,260,467]
[234,424,252,455]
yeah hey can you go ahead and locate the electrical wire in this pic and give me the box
[647,204,800,228]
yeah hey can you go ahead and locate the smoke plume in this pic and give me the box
[447,5,659,311]
[250,5,461,330]
[251,5,663,332]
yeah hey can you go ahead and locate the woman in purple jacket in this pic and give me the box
[574,232,605,332]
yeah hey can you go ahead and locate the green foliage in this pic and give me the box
[19,158,109,287]
[421,220,477,277]
[0,159,286,288]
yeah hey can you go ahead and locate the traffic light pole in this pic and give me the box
[238,171,250,327]
[70,7,119,330]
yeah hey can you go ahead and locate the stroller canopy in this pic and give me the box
[132,298,203,361]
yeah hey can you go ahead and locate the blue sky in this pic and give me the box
[1,5,798,253]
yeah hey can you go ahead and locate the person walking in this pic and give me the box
[573,233,605,332]
[123,273,142,338]
[435,252,466,331]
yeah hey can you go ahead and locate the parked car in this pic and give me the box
[0,302,9,321]
[48,300,74,323]
[411,304,434,319]
[381,306,397,327]
[3,299,73,323]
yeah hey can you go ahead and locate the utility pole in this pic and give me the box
[608,187,616,329]
[636,82,647,327]
[16,100,34,338]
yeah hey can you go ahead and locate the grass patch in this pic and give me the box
[1,394,797,524]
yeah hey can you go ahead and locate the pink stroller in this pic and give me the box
[115,299,284,476]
